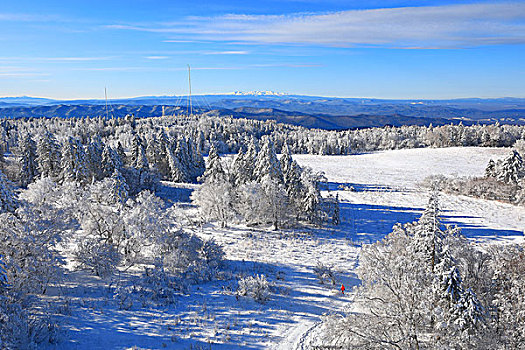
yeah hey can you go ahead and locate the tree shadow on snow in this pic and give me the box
[328,201,522,244]
[324,181,409,193]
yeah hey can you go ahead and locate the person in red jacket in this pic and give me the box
[341,284,345,294]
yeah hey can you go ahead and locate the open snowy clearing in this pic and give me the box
[46,147,524,350]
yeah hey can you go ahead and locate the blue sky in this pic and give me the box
[0,0,524,99]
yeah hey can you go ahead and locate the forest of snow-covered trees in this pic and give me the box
[0,114,524,348]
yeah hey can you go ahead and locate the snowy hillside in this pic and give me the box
[37,147,524,350]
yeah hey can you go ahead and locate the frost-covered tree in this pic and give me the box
[165,137,203,183]
[192,180,234,228]
[86,135,104,182]
[129,134,149,170]
[168,138,192,182]
[0,169,17,213]
[491,245,525,348]
[231,139,257,186]
[167,145,186,182]
[497,150,523,185]
[60,136,89,184]
[485,159,497,178]
[301,168,325,224]
[188,136,206,182]
[110,169,129,205]
[146,131,171,179]
[0,212,62,347]
[36,132,61,179]
[254,137,283,183]
[101,144,123,179]
[18,133,38,187]
[121,191,167,264]
[259,175,290,229]
[199,144,227,183]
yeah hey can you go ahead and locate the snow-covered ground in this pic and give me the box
[295,147,524,244]
[46,147,524,350]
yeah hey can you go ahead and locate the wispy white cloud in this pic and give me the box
[0,13,60,22]
[73,63,318,72]
[203,50,249,55]
[0,56,115,62]
[105,2,525,48]
[0,72,50,77]
[0,66,50,78]
[39,56,115,62]
[145,56,169,60]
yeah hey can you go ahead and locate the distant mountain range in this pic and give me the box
[0,94,524,130]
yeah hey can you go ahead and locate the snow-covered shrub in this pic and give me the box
[0,296,60,349]
[121,190,167,264]
[74,184,170,276]
[74,238,121,278]
[191,180,235,228]
[139,263,188,304]
[113,285,136,310]
[154,229,225,283]
[313,262,336,285]
[0,212,62,348]
[0,212,61,294]
[199,238,225,269]
[424,174,518,204]
[236,274,271,303]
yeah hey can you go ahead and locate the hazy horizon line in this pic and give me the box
[1,93,524,102]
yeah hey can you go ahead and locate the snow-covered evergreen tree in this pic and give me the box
[165,137,203,183]
[497,150,523,184]
[173,138,192,182]
[101,144,123,179]
[231,139,257,186]
[86,135,104,182]
[492,245,525,348]
[254,137,283,183]
[199,144,227,183]
[36,132,61,179]
[60,137,89,184]
[0,169,17,213]
[18,133,38,187]
[280,144,304,213]
[188,136,206,182]
[129,134,149,170]
[110,169,129,205]
[485,159,497,178]
[146,130,170,179]
[167,145,187,182]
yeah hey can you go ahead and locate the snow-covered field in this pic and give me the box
[47,147,524,349]
[295,147,524,244]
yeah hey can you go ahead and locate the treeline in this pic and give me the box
[1,115,525,167]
